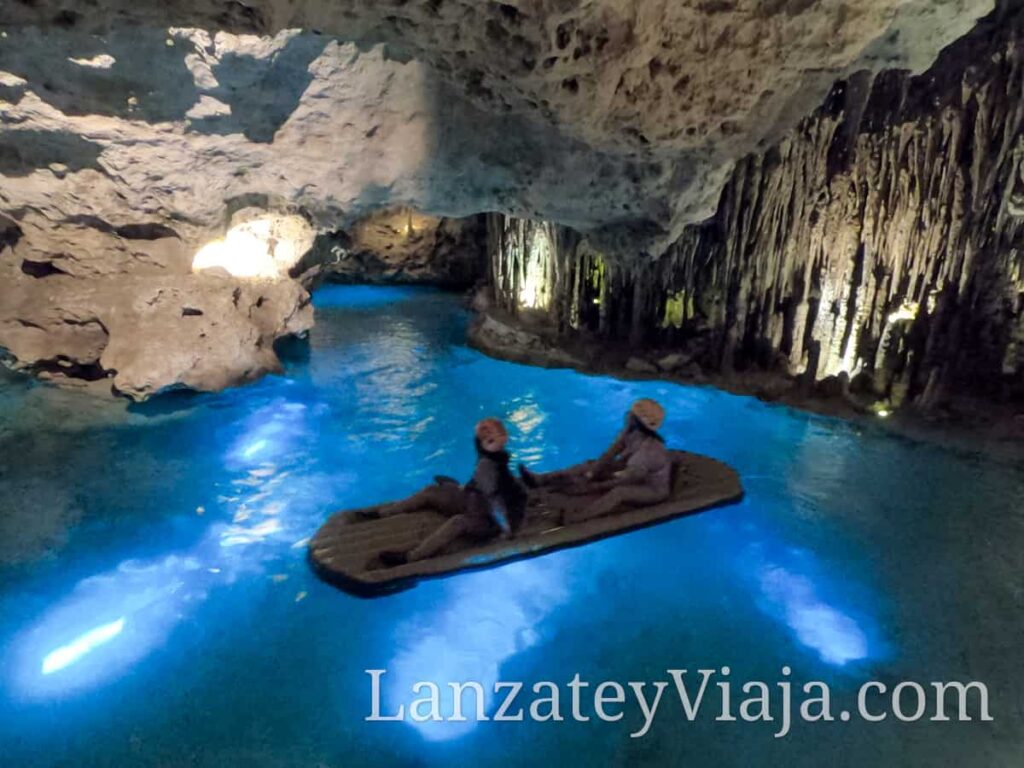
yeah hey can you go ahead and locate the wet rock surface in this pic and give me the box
[314,209,486,287]
[469,305,1024,458]
[0,264,312,400]
[484,4,1024,419]
[469,311,587,370]
[0,0,1004,398]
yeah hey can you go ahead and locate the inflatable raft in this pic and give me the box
[309,449,743,597]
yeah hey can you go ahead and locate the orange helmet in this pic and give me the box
[630,398,665,431]
[475,417,509,452]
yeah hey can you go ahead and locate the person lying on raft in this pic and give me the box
[519,398,672,524]
[373,418,528,567]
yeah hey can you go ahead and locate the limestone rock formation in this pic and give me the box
[484,3,1024,412]
[315,208,486,287]
[0,184,315,399]
[0,0,1000,397]
[0,2,995,250]
[0,264,313,400]
[468,311,587,370]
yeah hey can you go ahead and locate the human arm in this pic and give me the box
[576,466,646,494]
[586,430,628,479]
[585,440,668,492]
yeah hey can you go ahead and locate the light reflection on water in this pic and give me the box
[0,286,1021,766]
[385,556,571,742]
[752,551,870,667]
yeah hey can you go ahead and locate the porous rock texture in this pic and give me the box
[313,208,486,287]
[0,267,313,400]
[482,3,1024,413]
[0,0,997,397]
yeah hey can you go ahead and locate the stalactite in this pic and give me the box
[486,7,1024,408]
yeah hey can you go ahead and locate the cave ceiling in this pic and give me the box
[0,0,996,257]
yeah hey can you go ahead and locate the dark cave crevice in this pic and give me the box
[21,259,68,278]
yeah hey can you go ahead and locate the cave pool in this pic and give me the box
[0,286,1020,766]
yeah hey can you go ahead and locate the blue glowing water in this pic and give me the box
[0,286,1021,766]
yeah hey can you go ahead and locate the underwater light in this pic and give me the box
[41,618,126,675]
[241,438,269,460]
[385,558,570,741]
[192,214,314,280]
[758,564,869,666]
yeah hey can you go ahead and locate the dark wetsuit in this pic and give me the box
[381,446,527,561]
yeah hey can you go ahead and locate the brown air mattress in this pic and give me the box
[308,450,743,597]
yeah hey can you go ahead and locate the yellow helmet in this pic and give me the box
[630,398,665,431]
[475,417,509,452]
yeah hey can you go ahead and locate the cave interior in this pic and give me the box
[0,2,1021,421]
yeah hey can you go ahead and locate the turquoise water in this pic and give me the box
[0,286,1021,766]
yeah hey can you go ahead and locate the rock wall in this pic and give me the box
[313,209,486,287]
[0,1,1001,398]
[0,269,313,400]
[0,189,316,400]
[487,3,1024,409]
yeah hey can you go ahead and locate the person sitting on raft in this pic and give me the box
[519,398,672,524]
[375,418,527,567]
